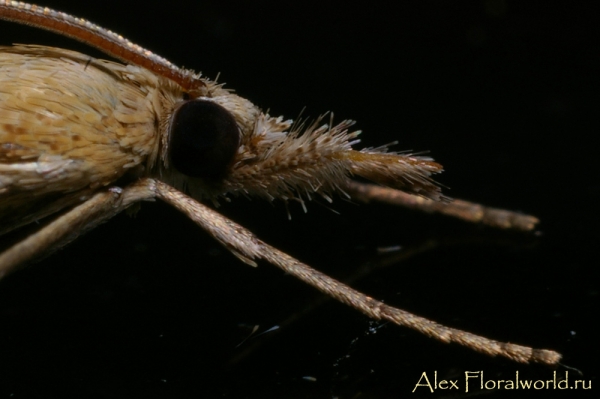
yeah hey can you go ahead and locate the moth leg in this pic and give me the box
[154,180,560,366]
[0,179,157,279]
[345,181,539,231]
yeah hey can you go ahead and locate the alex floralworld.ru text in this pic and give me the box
[412,371,591,393]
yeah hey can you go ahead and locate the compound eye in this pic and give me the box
[169,100,240,181]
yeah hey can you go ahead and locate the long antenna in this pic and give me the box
[0,1,206,96]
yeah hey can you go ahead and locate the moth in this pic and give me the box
[0,1,560,365]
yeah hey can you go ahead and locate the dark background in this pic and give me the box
[0,1,597,398]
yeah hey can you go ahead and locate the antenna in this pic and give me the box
[0,1,206,96]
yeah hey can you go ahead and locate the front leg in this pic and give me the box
[154,180,560,365]
[0,180,157,279]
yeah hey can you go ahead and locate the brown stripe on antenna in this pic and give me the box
[0,1,206,96]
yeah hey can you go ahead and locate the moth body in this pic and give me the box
[0,40,443,234]
[0,1,560,366]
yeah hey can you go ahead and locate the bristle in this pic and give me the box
[222,117,358,202]
[190,110,445,205]
[340,151,444,201]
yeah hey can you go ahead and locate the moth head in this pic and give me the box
[162,79,445,206]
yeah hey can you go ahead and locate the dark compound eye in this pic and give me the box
[169,100,240,181]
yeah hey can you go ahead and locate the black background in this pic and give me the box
[0,1,597,398]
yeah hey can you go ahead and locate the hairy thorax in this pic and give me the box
[0,46,174,230]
